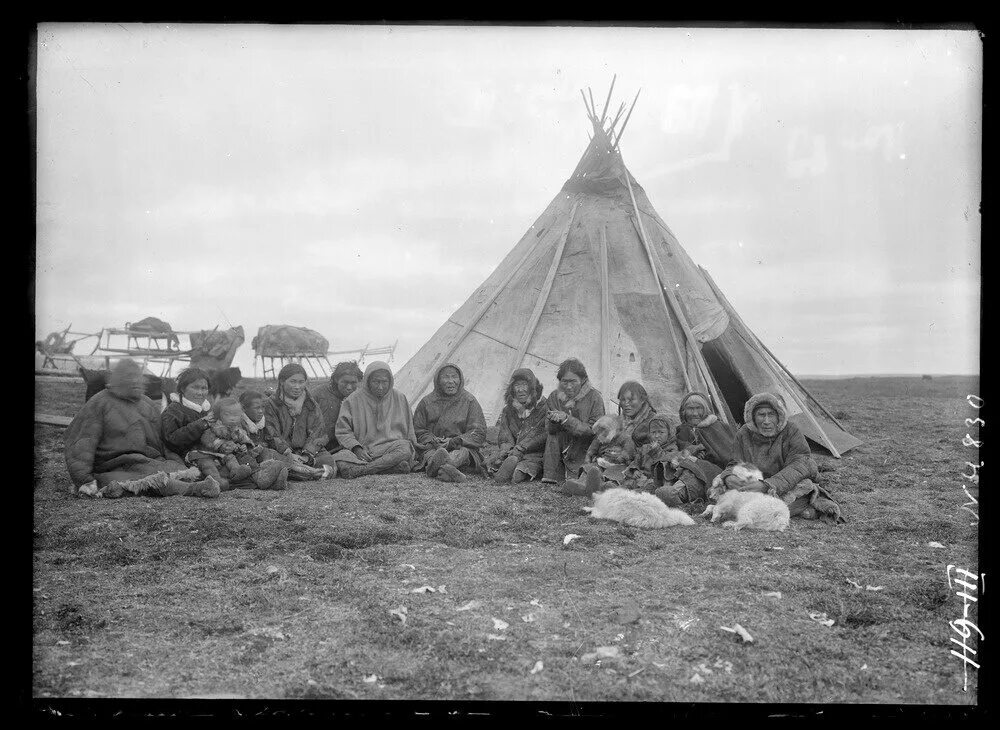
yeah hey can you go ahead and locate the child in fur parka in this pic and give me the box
[559,414,634,495]
[239,390,327,482]
[191,397,288,490]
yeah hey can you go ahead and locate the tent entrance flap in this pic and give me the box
[701,338,752,425]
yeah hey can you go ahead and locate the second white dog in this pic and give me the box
[704,489,790,532]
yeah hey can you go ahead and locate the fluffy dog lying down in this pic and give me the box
[702,463,790,531]
[584,488,695,529]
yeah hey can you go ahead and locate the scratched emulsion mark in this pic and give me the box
[946,393,984,694]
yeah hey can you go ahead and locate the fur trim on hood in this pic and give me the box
[678,391,714,421]
[743,392,788,434]
[362,361,394,397]
[433,362,466,398]
[505,368,543,408]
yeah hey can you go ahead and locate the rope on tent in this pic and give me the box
[624,171,731,424]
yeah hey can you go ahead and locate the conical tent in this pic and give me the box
[395,86,861,456]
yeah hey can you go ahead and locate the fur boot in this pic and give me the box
[104,471,170,498]
[493,454,519,484]
[426,447,450,478]
[251,459,286,490]
[437,464,467,483]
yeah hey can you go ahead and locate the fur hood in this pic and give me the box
[362,361,394,398]
[504,367,543,409]
[432,362,466,398]
[743,392,788,435]
[678,391,718,427]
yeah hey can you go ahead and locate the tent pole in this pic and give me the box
[625,172,729,422]
[599,74,617,123]
[627,216,692,394]
[499,199,582,419]
[599,225,612,402]
[410,197,578,401]
[698,265,852,433]
[511,200,581,368]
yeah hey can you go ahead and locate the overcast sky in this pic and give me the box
[35,24,981,377]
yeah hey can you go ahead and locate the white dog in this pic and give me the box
[584,487,695,529]
[702,463,789,531]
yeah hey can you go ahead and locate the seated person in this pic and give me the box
[64,358,219,499]
[239,390,325,481]
[263,363,337,479]
[414,363,487,484]
[559,414,633,495]
[622,413,677,491]
[161,367,216,459]
[541,358,606,487]
[655,391,735,507]
[488,368,549,484]
[617,380,659,448]
[710,392,844,523]
[332,361,418,479]
[191,397,287,490]
[311,361,363,454]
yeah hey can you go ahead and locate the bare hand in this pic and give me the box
[202,412,216,424]
[352,446,371,463]
[219,442,237,454]
[289,452,308,464]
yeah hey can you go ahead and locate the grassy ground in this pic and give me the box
[33,376,980,702]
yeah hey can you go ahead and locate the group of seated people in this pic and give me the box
[62,355,843,522]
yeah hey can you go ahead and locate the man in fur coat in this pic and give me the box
[541,358,606,487]
[711,392,844,523]
[656,391,736,506]
[414,363,488,483]
[333,361,418,479]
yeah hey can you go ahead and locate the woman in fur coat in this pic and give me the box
[488,368,549,483]
[541,358,606,487]
[711,392,844,523]
[262,363,338,479]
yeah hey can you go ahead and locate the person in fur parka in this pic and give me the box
[542,358,606,486]
[655,391,736,507]
[414,363,488,483]
[710,392,844,523]
[488,368,549,483]
[65,359,219,499]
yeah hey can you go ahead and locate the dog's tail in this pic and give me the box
[655,507,695,528]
